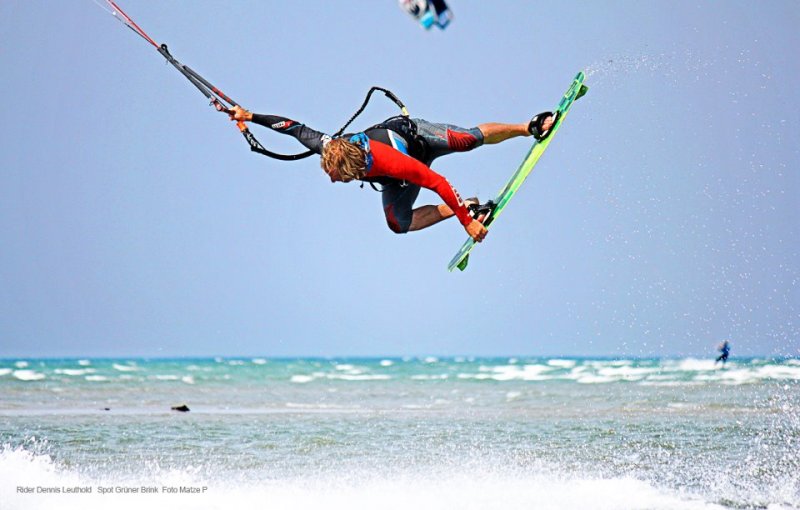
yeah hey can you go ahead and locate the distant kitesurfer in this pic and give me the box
[715,340,731,365]
[229,106,555,242]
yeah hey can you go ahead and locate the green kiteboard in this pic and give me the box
[447,71,588,272]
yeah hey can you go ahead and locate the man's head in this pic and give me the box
[320,138,367,183]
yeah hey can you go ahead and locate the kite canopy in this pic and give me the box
[398,0,453,30]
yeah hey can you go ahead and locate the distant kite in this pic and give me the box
[399,0,453,30]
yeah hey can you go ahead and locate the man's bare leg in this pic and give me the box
[404,115,556,232]
[478,115,554,144]
[407,198,478,232]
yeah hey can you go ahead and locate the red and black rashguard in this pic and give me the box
[250,113,477,232]
[365,140,472,227]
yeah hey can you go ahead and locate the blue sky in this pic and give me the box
[1,1,797,358]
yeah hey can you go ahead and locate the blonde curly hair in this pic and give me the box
[321,138,367,182]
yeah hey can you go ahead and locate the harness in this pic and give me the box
[369,116,427,162]
[353,115,428,193]
[338,88,428,192]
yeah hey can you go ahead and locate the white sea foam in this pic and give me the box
[756,365,800,380]
[12,370,45,381]
[576,374,617,384]
[560,366,590,382]
[718,369,759,385]
[501,364,555,381]
[521,364,555,375]
[187,364,214,372]
[0,368,12,376]
[152,375,180,381]
[675,359,718,372]
[461,364,557,382]
[85,375,108,382]
[691,369,755,385]
[598,366,660,380]
[54,368,95,376]
[78,360,91,366]
[291,375,315,384]
[646,374,676,380]
[610,360,634,367]
[329,374,391,381]
[548,359,576,368]
[380,360,394,367]
[0,444,733,510]
[457,373,492,380]
[411,374,449,380]
[488,366,520,381]
[385,359,800,386]
[251,358,267,365]
[112,363,138,372]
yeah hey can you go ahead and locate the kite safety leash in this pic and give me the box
[333,86,409,138]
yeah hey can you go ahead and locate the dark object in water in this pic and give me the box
[171,404,190,412]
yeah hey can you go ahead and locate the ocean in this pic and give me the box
[1,357,798,510]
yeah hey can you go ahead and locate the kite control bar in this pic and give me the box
[103,0,313,161]
[156,43,314,161]
[102,1,410,161]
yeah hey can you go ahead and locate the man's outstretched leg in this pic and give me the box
[414,114,556,163]
[478,114,555,144]
[477,123,530,144]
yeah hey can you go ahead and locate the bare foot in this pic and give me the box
[541,115,554,133]
[528,113,555,139]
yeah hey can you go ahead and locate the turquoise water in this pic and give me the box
[1,357,798,509]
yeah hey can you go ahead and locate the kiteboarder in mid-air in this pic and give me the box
[98,0,561,245]
[228,106,555,243]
